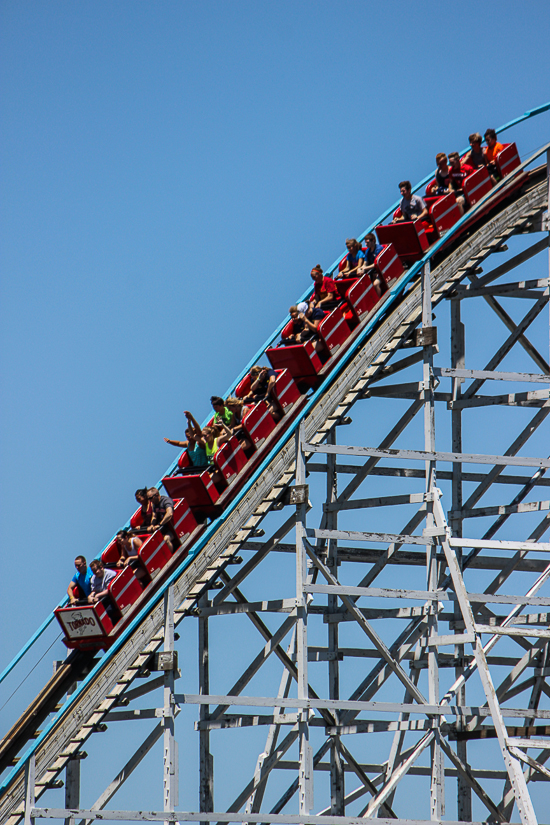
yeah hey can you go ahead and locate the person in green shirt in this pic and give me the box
[210,396,235,433]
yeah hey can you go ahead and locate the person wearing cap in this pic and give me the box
[282,302,325,347]
[309,265,337,310]
[281,304,307,345]
[298,302,326,353]
[339,239,367,280]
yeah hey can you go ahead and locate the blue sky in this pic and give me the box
[1,0,549,819]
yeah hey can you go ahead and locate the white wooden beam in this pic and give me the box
[304,441,550,469]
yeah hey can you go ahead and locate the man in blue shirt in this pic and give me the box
[364,233,386,297]
[67,556,93,605]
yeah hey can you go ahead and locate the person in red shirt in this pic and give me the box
[433,152,465,214]
[309,265,337,310]
[484,129,504,179]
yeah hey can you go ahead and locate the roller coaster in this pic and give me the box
[1,104,549,825]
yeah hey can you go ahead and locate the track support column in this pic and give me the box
[422,261,444,820]
[326,427,344,815]
[51,662,82,825]
[199,594,213,825]
[24,752,35,825]
[296,421,313,815]
[547,146,550,362]
[64,682,80,825]
[163,585,178,823]
[64,756,80,825]
[450,294,471,821]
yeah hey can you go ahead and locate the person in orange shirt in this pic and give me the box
[484,129,504,178]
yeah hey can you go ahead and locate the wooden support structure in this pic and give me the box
[14,145,550,825]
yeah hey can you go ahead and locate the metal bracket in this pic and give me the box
[276,485,310,507]
[415,327,438,347]
[289,485,309,505]
[153,651,178,672]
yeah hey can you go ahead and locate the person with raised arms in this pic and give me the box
[164,410,208,470]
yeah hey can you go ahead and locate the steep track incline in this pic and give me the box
[0,172,547,825]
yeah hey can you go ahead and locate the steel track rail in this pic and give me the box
[1,179,547,824]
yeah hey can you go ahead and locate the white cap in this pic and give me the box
[297,302,308,313]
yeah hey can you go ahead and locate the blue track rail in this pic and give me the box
[1,103,549,798]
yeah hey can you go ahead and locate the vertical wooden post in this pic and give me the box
[64,682,80,825]
[163,585,178,823]
[450,295,471,821]
[24,753,35,825]
[422,261,444,819]
[326,427,344,814]
[199,594,213,825]
[296,421,313,814]
[547,147,550,366]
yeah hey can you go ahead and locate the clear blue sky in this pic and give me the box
[1,0,549,819]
